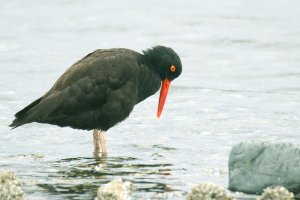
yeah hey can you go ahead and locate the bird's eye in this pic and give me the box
[170,65,176,73]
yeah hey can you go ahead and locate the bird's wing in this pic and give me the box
[12,49,141,129]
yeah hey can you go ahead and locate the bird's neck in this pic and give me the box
[136,63,161,104]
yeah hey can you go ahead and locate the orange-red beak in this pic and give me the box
[157,78,171,118]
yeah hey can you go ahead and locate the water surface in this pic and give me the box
[1,0,300,199]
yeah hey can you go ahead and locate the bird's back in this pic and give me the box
[10,48,155,130]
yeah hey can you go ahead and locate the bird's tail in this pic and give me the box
[9,119,25,129]
[9,97,43,129]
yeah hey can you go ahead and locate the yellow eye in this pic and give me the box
[170,65,176,73]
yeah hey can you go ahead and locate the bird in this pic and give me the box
[9,45,182,157]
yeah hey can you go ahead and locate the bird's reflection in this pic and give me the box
[37,156,180,199]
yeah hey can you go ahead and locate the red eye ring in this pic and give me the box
[170,65,176,72]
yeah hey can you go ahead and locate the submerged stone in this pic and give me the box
[257,186,294,200]
[229,142,300,194]
[187,182,233,200]
[0,171,24,200]
[97,178,132,200]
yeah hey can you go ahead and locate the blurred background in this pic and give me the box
[0,0,300,199]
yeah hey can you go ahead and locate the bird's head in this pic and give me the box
[143,46,182,118]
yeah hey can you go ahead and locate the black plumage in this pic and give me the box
[10,46,182,131]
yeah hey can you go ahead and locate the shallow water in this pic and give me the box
[1,0,300,199]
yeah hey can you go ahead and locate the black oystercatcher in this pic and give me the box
[10,46,182,156]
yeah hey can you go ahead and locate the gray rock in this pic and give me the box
[229,141,300,194]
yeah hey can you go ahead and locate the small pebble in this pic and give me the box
[97,178,132,200]
[0,171,24,200]
[187,182,233,200]
[257,186,294,200]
